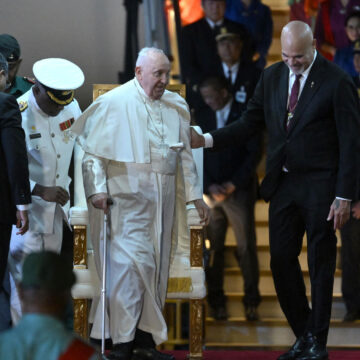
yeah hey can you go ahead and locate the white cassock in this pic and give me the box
[73,78,202,345]
[8,89,82,321]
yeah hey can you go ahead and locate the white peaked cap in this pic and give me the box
[33,58,85,90]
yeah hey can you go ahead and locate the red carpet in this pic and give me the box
[163,350,360,359]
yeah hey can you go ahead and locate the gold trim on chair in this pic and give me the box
[73,225,89,339]
[73,299,89,339]
[73,225,87,267]
[92,83,186,101]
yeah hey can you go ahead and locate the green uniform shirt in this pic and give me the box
[8,76,34,98]
[0,313,99,360]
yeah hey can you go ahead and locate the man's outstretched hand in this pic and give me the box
[191,128,205,149]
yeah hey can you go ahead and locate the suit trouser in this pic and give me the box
[340,215,360,314]
[0,224,11,332]
[205,178,261,308]
[269,172,337,344]
[0,224,11,286]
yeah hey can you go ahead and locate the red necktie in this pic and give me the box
[286,74,302,130]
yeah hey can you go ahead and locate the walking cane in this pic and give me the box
[101,211,108,356]
[101,198,112,356]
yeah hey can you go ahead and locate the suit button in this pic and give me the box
[57,154,61,158]
[56,174,60,179]
[51,133,55,138]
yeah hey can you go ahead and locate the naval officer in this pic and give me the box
[8,58,84,322]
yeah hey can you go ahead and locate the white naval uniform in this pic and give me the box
[75,78,202,345]
[8,88,82,320]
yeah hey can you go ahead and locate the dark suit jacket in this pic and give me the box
[0,92,31,224]
[196,101,262,194]
[217,62,261,113]
[211,54,360,201]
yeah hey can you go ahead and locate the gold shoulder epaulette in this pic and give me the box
[18,101,28,112]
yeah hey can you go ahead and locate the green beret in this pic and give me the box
[21,251,75,292]
[0,34,20,62]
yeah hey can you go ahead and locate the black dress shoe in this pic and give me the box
[209,305,228,320]
[131,347,175,360]
[245,305,259,321]
[343,310,360,322]
[277,336,307,360]
[296,335,328,360]
[107,342,133,360]
[214,305,228,320]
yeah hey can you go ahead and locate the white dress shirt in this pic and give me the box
[216,99,233,129]
[205,17,223,29]
[222,62,239,85]
[287,51,317,108]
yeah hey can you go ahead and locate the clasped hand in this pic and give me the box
[327,198,351,230]
[209,182,236,202]
[33,184,69,206]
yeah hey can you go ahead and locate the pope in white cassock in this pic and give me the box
[72,48,209,360]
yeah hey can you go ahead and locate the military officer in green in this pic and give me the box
[0,251,100,360]
[0,34,34,98]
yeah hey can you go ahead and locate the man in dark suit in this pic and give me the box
[196,76,262,321]
[339,40,360,322]
[180,0,250,110]
[0,52,31,326]
[215,30,261,112]
[191,21,360,360]
[0,34,34,333]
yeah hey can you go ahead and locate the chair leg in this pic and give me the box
[189,299,203,360]
[73,225,89,339]
[73,298,89,339]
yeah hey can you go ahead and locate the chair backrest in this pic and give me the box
[92,83,186,101]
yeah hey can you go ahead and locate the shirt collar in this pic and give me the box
[134,77,160,104]
[222,62,240,73]
[30,88,50,118]
[205,17,223,29]
[217,98,233,119]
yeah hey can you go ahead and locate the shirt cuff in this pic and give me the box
[336,197,351,201]
[16,204,30,211]
[203,133,214,148]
